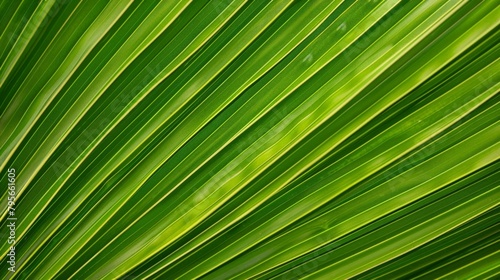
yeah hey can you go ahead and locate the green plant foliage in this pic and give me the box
[0,0,499,279]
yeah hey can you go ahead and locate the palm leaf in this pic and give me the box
[0,0,499,279]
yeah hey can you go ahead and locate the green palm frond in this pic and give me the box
[0,0,499,279]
